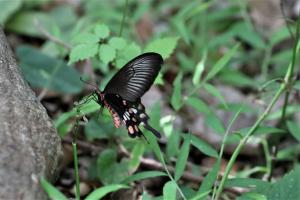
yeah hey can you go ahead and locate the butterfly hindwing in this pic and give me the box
[103,53,163,102]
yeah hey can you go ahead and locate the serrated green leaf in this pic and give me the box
[85,184,128,200]
[205,44,239,82]
[197,160,220,199]
[190,135,218,158]
[69,43,99,63]
[121,171,167,184]
[163,181,177,200]
[17,45,83,94]
[94,24,110,39]
[144,37,179,59]
[116,42,141,68]
[99,44,116,64]
[71,33,99,45]
[171,72,183,111]
[0,0,22,25]
[109,37,127,50]
[287,121,300,142]
[40,177,68,200]
[175,135,190,181]
[204,83,227,108]
[192,52,206,85]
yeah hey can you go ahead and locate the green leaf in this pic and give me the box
[54,99,100,129]
[172,18,191,45]
[204,83,227,108]
[171,72,183,111]
[85,184,128,200]
[205,44,239,82]
[116,42,141,68]
[129,142,145,172]
[237,192,267,200]
[287,121,300,142]
[192,52,206,85]
[99,44,116,64]
[69,43,99,63]
[109,37,127,50]
[270,27,290,46]
[144,130,164,164]
[40,177,68,200]
[17,45,83,94]
[6,11,56,37]
[72,33,99,45]
[219,69,256,87]
[205,113,225,134]
[197,160,220,199]
[0,0,22,25]
[97,149,130,184]
[144,37,179,59]
[265,166,300,200]
[175,135,190,181]
[190,135,218,158]
[84,119,111,141]
[49,5,77,30]
[154,72,164,85]
[166,131,181,158]
[232,22,266,49]
[121,171,167,184]
[186,97,211,114]
[163,181,177,200]
[225,178,271,192]
[94,24,110,39]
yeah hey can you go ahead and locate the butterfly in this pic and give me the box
[84,52,163,139]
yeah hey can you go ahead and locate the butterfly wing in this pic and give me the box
[104,52,163,102]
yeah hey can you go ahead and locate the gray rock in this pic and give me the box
[0,27,63,200]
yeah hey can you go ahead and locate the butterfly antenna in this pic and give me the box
[80,77,99,90]
[140,132,150,144]
[143,123,162,139]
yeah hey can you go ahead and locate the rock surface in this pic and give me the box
[0,28,62,200]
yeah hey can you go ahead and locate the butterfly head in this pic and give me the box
[94,90,105,106]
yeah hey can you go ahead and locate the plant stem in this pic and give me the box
[214,82,285,199]
[280,15,300,122]
[73,142,80,200]
[72,107,81,200]
[119,0,129,37]
[214,14,300,199]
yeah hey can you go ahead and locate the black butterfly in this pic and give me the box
[90,52,163,139]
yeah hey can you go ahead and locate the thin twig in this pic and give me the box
[34,19,72,51]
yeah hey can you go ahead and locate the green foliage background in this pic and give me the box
[2,0,300,199]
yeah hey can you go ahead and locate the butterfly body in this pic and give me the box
[94,52,163,139]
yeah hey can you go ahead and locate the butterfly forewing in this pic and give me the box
[104,52,163,102]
